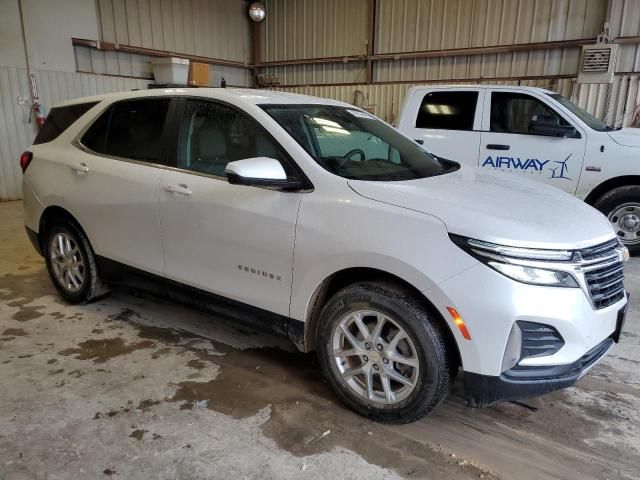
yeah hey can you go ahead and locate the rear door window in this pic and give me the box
[80,98,171,163]
[33,102,98,144]
[415,91,478,131]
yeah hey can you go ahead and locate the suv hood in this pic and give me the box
[348,166,614,250]
[608,127,640,148]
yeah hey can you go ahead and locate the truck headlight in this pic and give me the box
[450,235,579,288]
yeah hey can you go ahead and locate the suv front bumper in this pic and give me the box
[463,301,628,408]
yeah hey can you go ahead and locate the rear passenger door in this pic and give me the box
[400,88,483,164]
[68,97,173,275]
[158,98,302,317]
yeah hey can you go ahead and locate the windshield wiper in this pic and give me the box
[604,125,622,131]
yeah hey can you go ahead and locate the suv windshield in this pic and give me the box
[548,93,618,131]
[261,104,457,181]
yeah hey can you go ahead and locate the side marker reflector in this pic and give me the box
[446,307,471,340]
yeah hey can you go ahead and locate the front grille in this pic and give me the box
[580,240,625,309]
[517,321,565,359]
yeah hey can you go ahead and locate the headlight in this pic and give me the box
[450,235,579,288]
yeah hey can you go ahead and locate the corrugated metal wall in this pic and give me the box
[76,0,252,86]
[262,0,369,60]
[264,0,640,130]
[96,0,249,62]
[0,66,147,201]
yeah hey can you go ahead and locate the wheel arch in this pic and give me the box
[584,175,640,205]
[38,206,94,254]
[302,266,462,368]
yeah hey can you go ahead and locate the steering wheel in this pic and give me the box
[337,148,365,167]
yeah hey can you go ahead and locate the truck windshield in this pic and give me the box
[548,93,617,131]
[261,104,457,181]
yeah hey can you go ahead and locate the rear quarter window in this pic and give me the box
[33,102,98,145]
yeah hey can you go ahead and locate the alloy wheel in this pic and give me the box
[331,310,420,405]
[49,232,85,293]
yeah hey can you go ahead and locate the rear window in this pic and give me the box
[33,102,98,144]
[415,91,478,131]
[80,98,170,163]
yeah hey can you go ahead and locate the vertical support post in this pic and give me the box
[366,0,377,85]
[250,20,261,87]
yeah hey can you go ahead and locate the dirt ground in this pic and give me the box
[1,199,638,480]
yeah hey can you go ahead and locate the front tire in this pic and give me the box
[44,220,109,304]
[594,185,640,255]
[316,282,454,423]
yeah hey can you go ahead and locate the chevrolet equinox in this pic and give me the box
[21,88,629,423]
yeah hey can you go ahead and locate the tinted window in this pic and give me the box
[491,92,571,134]
[81,99,170,162]
[263,104,458,181]
[106,99,170,161]
[33,102,98,144]
[178,99,290,178]
[81,106,111,153]
[415,91,478,130]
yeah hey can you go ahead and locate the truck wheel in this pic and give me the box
[594,186,640,255]
[316,281,454,423]
[44,219,109,304]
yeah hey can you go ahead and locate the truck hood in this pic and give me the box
[608,127,640,148]
[348,166,614,250]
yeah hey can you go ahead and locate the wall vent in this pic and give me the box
[577,42,618,84]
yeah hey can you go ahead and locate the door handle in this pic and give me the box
[486,144,510,150]
[165,183,192,196]
[71,162,89,173]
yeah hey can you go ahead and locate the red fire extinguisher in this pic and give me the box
[33,102,46,129]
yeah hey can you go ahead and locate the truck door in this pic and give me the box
[399,88,483,164]
[479,90,586,194]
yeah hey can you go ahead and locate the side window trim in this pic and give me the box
[170,96,312,188]
[73,97,177,166]
[486,91,582,139]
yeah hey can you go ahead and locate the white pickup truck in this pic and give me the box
[397,85,640,253]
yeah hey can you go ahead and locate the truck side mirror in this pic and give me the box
[529,114,577,138]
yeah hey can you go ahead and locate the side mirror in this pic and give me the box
[225,157,303,190]
[529,114,577,138]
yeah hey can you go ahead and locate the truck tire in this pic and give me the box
[44,219,110,304]
[316,281,454,423]
[593,185,640,255]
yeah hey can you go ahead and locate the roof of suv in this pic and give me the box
[54,87,350,109]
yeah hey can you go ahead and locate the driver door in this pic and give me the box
[479,90,586,194]
[159,98,303,317]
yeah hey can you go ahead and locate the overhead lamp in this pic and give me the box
[248,2,266,22]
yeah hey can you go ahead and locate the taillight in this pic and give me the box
[19,151,33,173]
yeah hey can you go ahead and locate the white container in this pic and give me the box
[152,57,189,85]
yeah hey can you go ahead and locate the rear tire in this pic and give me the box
[593,185,640,255]
[44,219,109,304]
[316,281,453,423]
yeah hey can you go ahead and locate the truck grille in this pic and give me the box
[580,240,625,309]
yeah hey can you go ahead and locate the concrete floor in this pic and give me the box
[1,200,639,480]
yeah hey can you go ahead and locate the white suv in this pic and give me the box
[21,88,629,423]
